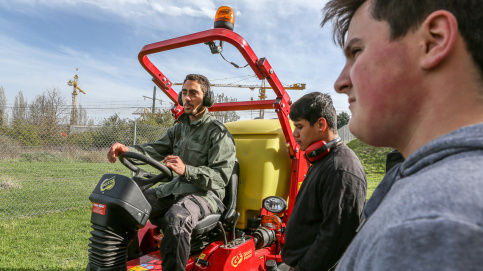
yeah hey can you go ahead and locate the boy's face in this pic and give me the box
[333,1,425,147]
[292,118,323,151]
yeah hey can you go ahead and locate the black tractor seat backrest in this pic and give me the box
[222,159,239,212]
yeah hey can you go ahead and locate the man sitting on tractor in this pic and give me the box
[107,74,236,271]
[282,92,367,271]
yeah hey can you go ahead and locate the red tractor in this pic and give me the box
[86,6,309,271]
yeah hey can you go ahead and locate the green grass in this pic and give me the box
[0,161,128,218]
[346,139,393,199]
[0,139,392,270]
[0,158,129,270]
[0,208,92,271]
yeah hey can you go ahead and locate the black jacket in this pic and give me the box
[282,143,367,271]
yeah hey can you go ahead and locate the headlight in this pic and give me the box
[262,196,287,213]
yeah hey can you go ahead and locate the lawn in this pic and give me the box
[0,208,91,271]
[0,158,129,271]
[0,160,128,218]
[346,139,393,199]
[0,139,392,270]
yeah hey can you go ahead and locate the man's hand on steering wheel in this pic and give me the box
[107,142,129,163]
[117,151,174,188]
[163,155,186,176]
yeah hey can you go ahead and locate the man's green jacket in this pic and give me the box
[128,109,236,212]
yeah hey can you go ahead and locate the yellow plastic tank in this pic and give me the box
[224,119,292,228]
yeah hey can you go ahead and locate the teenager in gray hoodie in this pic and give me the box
[321,0,483,270]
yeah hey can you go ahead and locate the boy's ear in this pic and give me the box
[420,10,458,70]
[317,117,328,132]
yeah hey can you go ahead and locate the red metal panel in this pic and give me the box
[286,153,309,220]
[209,100,276,111]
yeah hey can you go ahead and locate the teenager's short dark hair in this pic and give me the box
[183,74,211,94]
[289,92,338,132]
[321,0,482,78]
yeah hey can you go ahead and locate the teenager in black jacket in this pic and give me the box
[282,92,367,271]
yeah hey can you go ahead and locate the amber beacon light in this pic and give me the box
[214,6,235,30]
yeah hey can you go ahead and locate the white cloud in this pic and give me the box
[0,31,147,105]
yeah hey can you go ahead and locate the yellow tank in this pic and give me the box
[224,119,292,228]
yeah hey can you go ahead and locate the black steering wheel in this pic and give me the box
[118,152,173,189]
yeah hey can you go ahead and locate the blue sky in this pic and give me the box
[0,0,349,121]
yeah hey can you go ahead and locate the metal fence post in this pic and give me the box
[133,119,137,146]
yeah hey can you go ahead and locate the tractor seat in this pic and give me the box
[149,160,239,236]
[191,160,239,236]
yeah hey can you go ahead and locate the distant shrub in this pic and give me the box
[10,122,42,147]
[92,114,134,148]
[67,131,96,150]
[0,132,23,159]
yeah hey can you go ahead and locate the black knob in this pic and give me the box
[266,259,278,271]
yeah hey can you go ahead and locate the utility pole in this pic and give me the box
[141,86,165,119]
[152,86,156,113]
[142,89,164,110]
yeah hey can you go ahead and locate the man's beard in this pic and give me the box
[185,104,205,116]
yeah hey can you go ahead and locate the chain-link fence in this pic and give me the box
[0,119,169,219]
[338,124,356,143]
[0,103,355,219]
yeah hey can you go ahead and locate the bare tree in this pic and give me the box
[0,87,7,126]
[12,91,27,124]
[28,88,68,140]
[211,93,240,123]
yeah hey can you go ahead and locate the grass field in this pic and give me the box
[0,140,391,270]
[1,158,129,270]
[0,208,91,271]
[346,139,393,198]
[0,160,128,218]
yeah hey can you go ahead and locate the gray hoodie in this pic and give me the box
[336,123,483,271]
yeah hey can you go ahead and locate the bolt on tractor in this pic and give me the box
[86,6,309,271]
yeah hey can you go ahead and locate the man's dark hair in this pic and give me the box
[183,74,211,94]
[320,0,483,78]
[289,92,338,133]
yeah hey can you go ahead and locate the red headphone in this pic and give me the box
[304,137,342,163]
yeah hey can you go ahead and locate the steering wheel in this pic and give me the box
[118,152,173,189]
